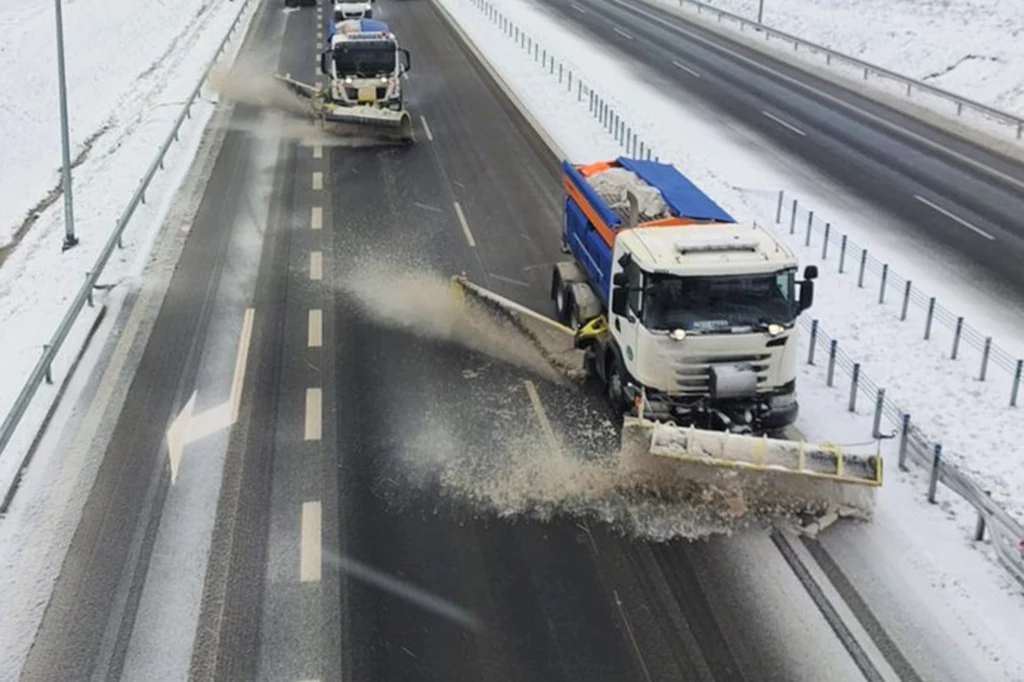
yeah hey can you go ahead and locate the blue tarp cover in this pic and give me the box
[616,157,735,223]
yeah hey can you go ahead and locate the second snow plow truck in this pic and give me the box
[454,158,882,517]
[276,18,413,142]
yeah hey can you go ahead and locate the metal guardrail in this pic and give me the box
[648,0,1024,140]
[0,0,257,462]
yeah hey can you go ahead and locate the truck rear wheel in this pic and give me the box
[606,356,627,416]
[552,271,573,326]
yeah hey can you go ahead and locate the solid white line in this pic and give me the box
[523,380,560,454]
[308,309,323,348]
[310,251,323,280]
[421,115,434,142]
[229,309,255,422]
[453,201,476,247]
[762,110,807,136]
[305,388,322,441]
[571,1,586,11]
[914,195,996,240]
[672,59,701,78]
[300,501,322,582]
[312,171,323,190]
[311,206,323,230]
[313,144,323,159]
[613,27,633,40]
[619,0,1024,193]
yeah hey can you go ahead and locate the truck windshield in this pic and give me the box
[642,270,797,332]
[333,42,395,78]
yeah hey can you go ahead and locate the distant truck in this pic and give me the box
[551,157,818,433]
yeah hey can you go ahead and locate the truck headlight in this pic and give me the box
[767,323,784,337]
[669,329,686,341]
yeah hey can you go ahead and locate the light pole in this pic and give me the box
[54,0,78,251]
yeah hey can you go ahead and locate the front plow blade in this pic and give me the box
[322,105,415,142]
[620,418,882,521]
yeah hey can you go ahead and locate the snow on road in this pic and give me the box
[683,0,1024,116]
[435,0,1024,675]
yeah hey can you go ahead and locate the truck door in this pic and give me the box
[613,258,643,379]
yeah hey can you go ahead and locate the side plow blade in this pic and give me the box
[620,418,882,520]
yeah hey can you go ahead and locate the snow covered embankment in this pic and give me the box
[0,0,256,489]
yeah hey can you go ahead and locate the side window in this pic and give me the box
[625,262,643,314]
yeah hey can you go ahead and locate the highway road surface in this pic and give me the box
[536,0,1024,307]
[7,0,1009,681]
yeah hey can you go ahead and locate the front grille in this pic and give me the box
[673,353,772,394]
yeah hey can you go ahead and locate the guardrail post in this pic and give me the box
[900,280,912,320]
[640,141,645,158]
[646,147,652,161]
[878,264,888,304]
[821,223,830,259]
[577,80,582,101]
[826,339,837,387]
[898,413,910,471]
[550,57,555,75]
[979,337,992,381]
[848,363,860,412]
[789,199,798,234]
[924,297,936,340]
[1012,360,1023,407]
[906,83,912,97]
[43,346,53,384]
[1018,121,1023,140]
[807,319,818,365]
[974,496,988,541]
[951,317,964,359]
[863,66,869,80]
[872,388,885,437]
[857,249,867,287]
[568,70,572,90]
[804,212,813,246]
[839,234,847,273]
[775,191,783,223]
[86,273,94,307]
[927,444,942,503]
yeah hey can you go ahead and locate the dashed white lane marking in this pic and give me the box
[613,27,633,40]
[300,501,322,583]
[914,195,996,240]
[312,171,323,190]
[762,110,807,137]
[313,144,323,159]
[310,251,323,280]
[308,309,323,348]
[311,206,323,230]
[453,201,476,247]
[304,388,322,441]
[421,115,434,142]
[672,59,701,78]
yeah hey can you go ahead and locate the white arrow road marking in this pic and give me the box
[166,308,255,483]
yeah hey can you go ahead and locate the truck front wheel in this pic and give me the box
[552,272,573,326]
[606,356,627,416]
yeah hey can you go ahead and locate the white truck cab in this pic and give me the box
[602,224,817,431]
[322,22,411,109]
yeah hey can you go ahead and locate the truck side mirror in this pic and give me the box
[611,288,628,317]
[799,280,815,312]
[400,49,411,73]
[612,272,628,286]
[803,264,819,280]
[617,252,633,269]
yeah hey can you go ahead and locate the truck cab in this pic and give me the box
[321,19,411,109]
[554,158,817,433]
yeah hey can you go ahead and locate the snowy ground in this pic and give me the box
[681,0,1024,117]
[435,0,1024,675]
[0,0,257,496]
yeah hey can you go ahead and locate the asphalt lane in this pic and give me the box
[538,0,1024,300]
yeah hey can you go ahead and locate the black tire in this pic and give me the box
[552,272,571,325]
[606,356,627,415]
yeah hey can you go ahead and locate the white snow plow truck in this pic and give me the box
[452,158,882,516]
[275,18,413,142]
